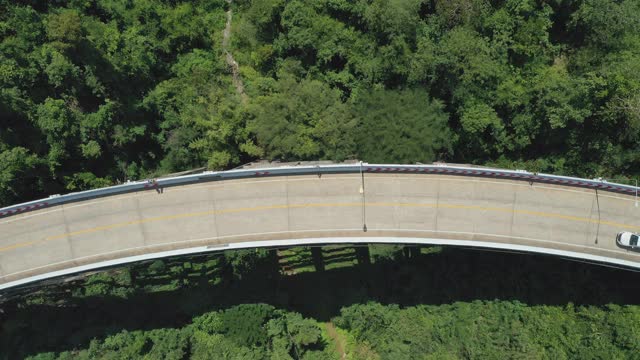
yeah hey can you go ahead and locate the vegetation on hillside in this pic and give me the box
[2,0,640,206]
[2,245,640,359]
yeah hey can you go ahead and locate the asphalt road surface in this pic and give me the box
[2,173,640,288]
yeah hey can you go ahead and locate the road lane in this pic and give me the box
[1,173,640,288]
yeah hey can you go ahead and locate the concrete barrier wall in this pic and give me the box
[1,163,638,217]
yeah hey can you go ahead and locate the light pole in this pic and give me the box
[360,161,367,232]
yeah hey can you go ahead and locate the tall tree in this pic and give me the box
[352,89,452,163]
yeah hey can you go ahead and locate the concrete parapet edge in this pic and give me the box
[2,163,638,218]
[2,236,639,291]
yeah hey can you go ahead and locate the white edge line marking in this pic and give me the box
[2,237,639,291]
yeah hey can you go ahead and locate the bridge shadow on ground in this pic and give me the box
[2,245,639,357]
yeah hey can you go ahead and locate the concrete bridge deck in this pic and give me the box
[2,171,640,290]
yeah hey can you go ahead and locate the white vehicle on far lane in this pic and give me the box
[616,232,640,252]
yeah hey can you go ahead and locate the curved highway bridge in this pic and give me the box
[1,163,640,290]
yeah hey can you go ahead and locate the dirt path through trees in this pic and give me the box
[223,0,248,103]
[325,322,347,359]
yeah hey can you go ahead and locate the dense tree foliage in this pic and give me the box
[0,0,232,205]
[232,0,640,178]
[2,0,640,206]
[352,89,452,163]
[25,304,331,360]
[21,300,640,359]
[4,244,640,359]
[335,302,640,359]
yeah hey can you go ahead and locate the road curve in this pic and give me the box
[2,171,640,290]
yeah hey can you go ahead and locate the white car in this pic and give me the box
[616,232,640,251]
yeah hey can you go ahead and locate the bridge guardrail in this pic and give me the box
[1,163,638,218]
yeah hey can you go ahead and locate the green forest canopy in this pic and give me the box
[22,301,640,360]
[2,0,640,207]
[4,244,640,359]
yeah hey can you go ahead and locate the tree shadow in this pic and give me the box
[1,246,639,358]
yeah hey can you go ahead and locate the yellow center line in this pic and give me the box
[40,203,362,242]
[0,240,40,252]
[0,201,638,253]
